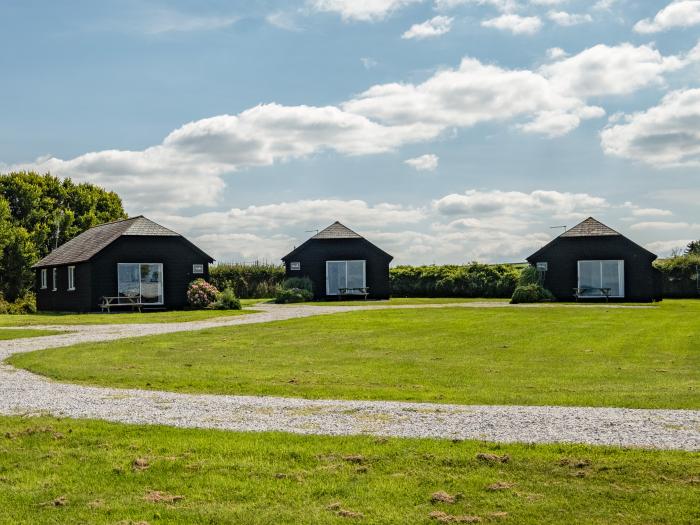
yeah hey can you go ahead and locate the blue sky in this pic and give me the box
[1,0,699,263]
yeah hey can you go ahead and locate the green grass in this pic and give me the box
[0,328,63,340]
[9,300,699,409]
[307,297,509,306]
[0,308,256,327]
[0,416,697,524]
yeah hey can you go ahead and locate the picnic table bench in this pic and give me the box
[98,295,144,313]
[338,287,370,300]
[573,287,612,302]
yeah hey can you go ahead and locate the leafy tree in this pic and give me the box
[0,171,127,301]
[685,240,700,256]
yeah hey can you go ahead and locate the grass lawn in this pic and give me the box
[9,300,699,409]
[0,328,64,340]
[0,308,256,327]
[307,297,509,306]
[0,416,697,524]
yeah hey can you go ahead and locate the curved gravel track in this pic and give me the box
[1,302,698,451]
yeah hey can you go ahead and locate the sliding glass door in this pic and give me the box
[326,260,366,295]
[577,260,624,297]
[117,263,164,304]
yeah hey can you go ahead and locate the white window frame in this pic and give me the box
[325,260,367,296]
[52,268,57,292]
[40,269,47,289]
[577,260,625,298]
[117,263,164,305]
[67,266,75,291]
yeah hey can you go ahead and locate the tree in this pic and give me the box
[0,171,127,301]
[685,240,700,256]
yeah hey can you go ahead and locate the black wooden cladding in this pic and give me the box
[282,237,393,300]
[35,236,212,312]
[526,234,662,302]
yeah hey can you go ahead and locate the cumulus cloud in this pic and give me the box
[630,221,700,231]
[634,1,700,34]
[7,104,439,212]
[600,89,700,168]
[546,47,568,60]
[343,57,604,137]
[402,15,453,39]
[645,239,693,255]
[547,11,593,26]
[404,154,439,171]
[433,189,608,218]
[435,0,518,12]
[481,14,543,35]
[539,43,687,98]
[308,0,422,21]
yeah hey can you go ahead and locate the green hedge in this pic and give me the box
[209,263,285,299]
[389,263,520,298]
[654,255,700,298]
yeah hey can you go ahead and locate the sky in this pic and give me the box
[1,0,699,264]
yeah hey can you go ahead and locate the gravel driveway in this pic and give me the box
[1,302,698,451]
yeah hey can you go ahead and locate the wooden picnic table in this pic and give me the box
[98,295,144,313]
[573,287,612,302]
[338,287,370,300]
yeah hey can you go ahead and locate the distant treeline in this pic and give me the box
[389,263,521,298]
[655,254,700,298]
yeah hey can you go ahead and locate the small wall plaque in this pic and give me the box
[536,262,548,271]
[290,262,301,271]
[193,264,204,274]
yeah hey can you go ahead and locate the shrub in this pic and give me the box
[390,263,520,298]
[212,287,241,310]
[517,265,540,286]
[0,292,36,314]
[187,279,219,308]
[209,263,284,299]
[510,284,554,304]
[281,276,313,292]
[275,287,313,304]
[654,254,700,298]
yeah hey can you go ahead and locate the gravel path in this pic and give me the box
[1,302,697,451]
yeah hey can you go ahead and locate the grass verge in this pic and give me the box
[0,416,697,524]
[8,300,699,409]
[0,308,256,327]
[0,328,64,340]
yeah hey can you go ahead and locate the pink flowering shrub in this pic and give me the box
[187,278,219,308]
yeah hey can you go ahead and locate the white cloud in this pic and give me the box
[547,10,592,26]
[630,221,699,231]
[435,0,519,12]
[600,89,700,168]
[629,207,674,217]
[404,154,439,171]
[481,14,543,35]
[343,57,603,138]
[546,47,568,60]
[645,239,693,256]
[308,0,422,21]
[138,9,238,34]
[433,189,608,218]
[634,1,700,34]
[593,0,617,10]
[360,57,378,69]
[402,15,454,39]
[266,11,303,31]
[539,43,687,98]
[7,104,440,212]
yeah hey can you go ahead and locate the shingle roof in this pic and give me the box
[560,217,620,237]
[32,216,200,268]
[312,221,363,240]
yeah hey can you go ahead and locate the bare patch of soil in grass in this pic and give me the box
[486,481,515,491]
[429,510,482,523]
[476,453,510,464]
[143,490,184,504]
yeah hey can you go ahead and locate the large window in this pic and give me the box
[577,260,624,297]
[67,266,75,291]
[117,263,163,304]
[40,269,47,289]
[326,260,366,295]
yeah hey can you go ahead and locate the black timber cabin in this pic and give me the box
[32,216,214,312]
[526,217,662,302]
[281,222,393,300]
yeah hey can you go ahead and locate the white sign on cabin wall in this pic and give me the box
[290,262,301,271]
[536,262,548,271]
[192,264,204,274]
